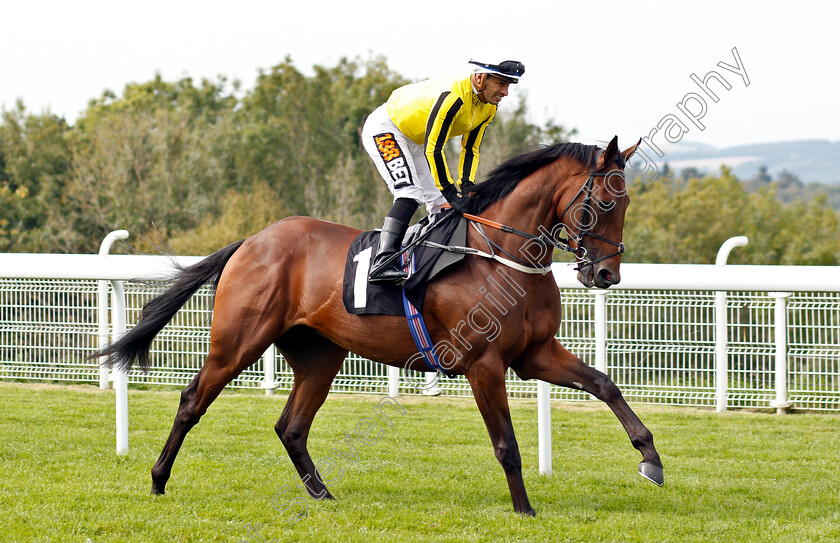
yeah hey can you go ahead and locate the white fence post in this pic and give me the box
[537,379,551,475]
[593,290,608,375]
[111,279,129,455]
[261,344,277,396]
[714,236,748,413]
[714,290,729,413]
[98,230,128,389]
[388,366,399,398]
[770,292,792,414]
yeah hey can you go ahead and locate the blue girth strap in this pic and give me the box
[400,250,449,377]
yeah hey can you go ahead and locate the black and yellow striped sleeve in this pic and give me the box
[459,113,493,185]
[424,91,463,192]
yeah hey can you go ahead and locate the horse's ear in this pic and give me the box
[599,135,620,167]
[621,138,643,162]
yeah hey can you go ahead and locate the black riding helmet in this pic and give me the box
[468,59,525,84]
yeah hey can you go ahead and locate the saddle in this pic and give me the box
[342,210,466,316]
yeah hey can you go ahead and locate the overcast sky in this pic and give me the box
[2,0,837,151]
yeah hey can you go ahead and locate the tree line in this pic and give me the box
[623,168,839,265]
[1,56,837,265]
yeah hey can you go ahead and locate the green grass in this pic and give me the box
[1,382,839,542]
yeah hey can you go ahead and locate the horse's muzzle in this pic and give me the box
[578,265,621,289]
[596,268,620,287]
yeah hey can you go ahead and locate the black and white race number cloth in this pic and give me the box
[342,213,465,316]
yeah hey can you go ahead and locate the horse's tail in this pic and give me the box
[91,239,246,373]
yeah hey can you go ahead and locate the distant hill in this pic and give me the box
[653,140,840,185]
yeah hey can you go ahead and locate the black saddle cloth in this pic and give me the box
[342,211,466,316]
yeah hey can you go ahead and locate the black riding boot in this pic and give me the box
[368,216,410,284]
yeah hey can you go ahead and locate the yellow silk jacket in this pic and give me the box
[386,73,496,191]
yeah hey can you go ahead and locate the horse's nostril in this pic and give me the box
[598,269,614,284]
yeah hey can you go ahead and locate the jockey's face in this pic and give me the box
[476,74,511,105]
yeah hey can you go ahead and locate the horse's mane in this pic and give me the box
[469,142,602,214]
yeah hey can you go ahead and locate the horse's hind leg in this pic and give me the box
[514,340,664,486]
[274,331,347,500]
[151,329,276,494]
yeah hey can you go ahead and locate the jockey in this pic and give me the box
[362,58,525,283]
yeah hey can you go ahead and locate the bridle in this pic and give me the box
[556,163,627,271]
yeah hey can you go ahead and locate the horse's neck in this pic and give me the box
[475,160,576,268]
[485,160,573,236]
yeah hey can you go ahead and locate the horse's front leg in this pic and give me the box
[513,339,664,486]
[465,359,535,516]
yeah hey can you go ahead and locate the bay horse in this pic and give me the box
[96,136,663,516]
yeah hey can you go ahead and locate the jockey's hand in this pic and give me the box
[441,185,471,214]
[460,181,476,197]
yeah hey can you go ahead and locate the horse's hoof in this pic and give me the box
[151,483,166,495]
[638,462,664,486]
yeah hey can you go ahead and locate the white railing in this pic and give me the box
[1,235,839,459]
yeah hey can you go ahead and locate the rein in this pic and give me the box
[420,220,553,275]
[451,164,627,273]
